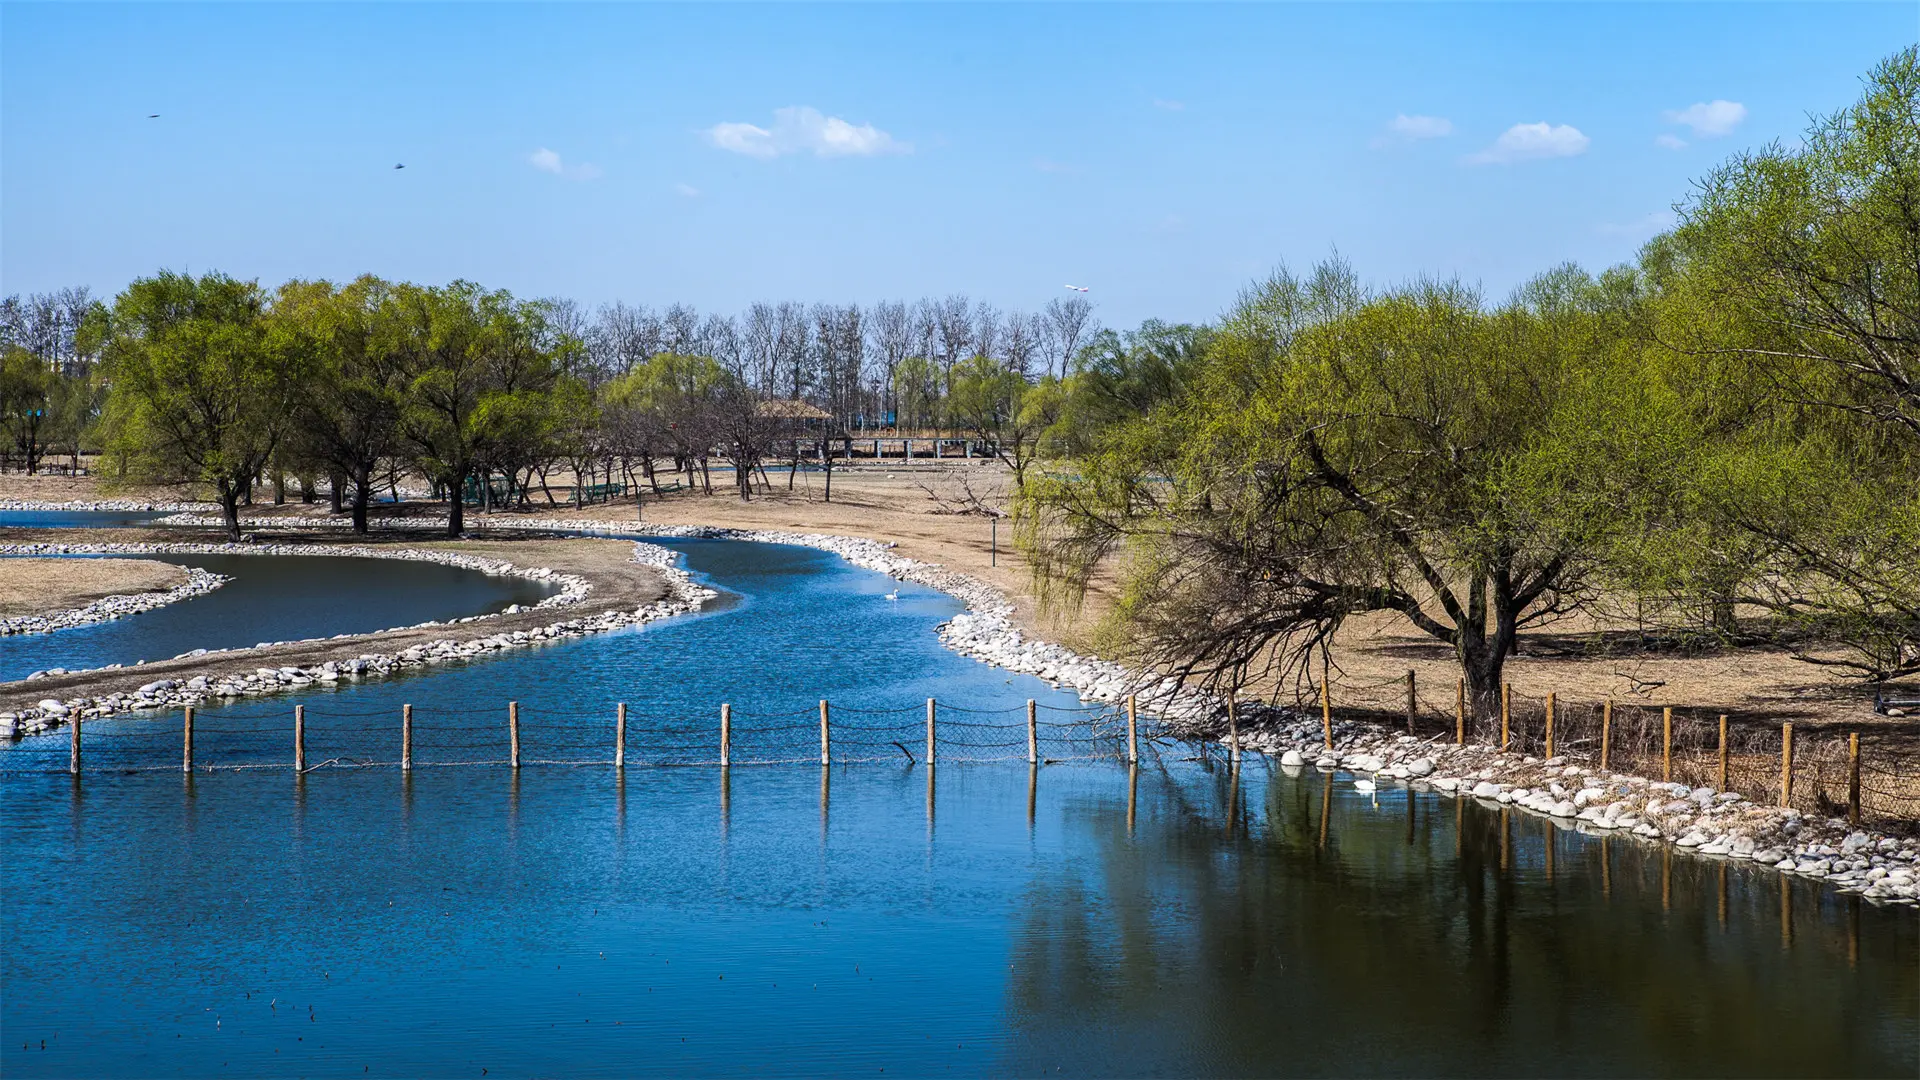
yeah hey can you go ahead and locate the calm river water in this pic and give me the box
[2,539,1914,1077]
[0,554,557,681]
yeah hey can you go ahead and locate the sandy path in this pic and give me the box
[0,558,188,618]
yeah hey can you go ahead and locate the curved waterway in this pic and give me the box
[0,554,557,681]
[2,539,1914,1077]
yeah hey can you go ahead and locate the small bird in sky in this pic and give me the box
[1063,284,1089,292]
[147,114,160,119]
[393,163,406,170]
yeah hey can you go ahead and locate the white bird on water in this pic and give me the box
[1353,777,1377,793]
[884,590,900,602]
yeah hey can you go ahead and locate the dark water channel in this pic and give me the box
[1,540,1914,1077]
[0,554,557,681]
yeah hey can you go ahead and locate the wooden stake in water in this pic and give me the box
[1545,692,1556,758]
[1601,699,1613,771]
[1228,698,1241,764]
[1662,707,1673,782]
[1779,722,1794,808]
[1405,670,1417,734]
[1127,694,1139,765]
[69,715,80,775]
[402,704,414,772]
[1455,677,1465,745]
[819,700,830,766]
[926,698,937,768]
[182,707,194,774]
[509,701,520,770]
[294,705,306,772]
[615,703,626,769]
[1717,715,1728,792]
[720,703,731,768]
[1026,699,1038,765]
[1320,682,1333,751]
[1848,731,1861,828]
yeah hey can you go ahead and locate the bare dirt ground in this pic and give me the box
[10,464,1911,728]
[0,470,190,503]
[0,558,188,618]
[0,528,666,712]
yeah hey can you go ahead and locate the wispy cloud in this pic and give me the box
[1654,133,1689,151]
[1152,98,1185,112]
[674,182,701,198]
[1597,210,1678,238]
[1370,113,1453,148]
[1664,100,1747,139]
[528,147,602,180]
[1466,122,1590,165]
[704,106,909,159]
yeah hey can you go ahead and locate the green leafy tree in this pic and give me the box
[94,271,309,540]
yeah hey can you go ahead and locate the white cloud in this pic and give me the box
[1597,210,1678,238]
[1664,100,1747,138]
[1153,98,1185,112]
[1466,122,1590,165]
[674,182,701,198]
[703,106,908,159]
[1389,113,1453,139]
[1654,133,1688,150]
[528,147,602,180]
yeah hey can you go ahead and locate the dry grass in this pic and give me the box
[0,558,187,618]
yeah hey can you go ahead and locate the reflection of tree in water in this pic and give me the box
[1001,761,1917,1077]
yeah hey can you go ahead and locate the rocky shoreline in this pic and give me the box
[0,540,711,738]
[0,497,216,514]
[0,564,230,637]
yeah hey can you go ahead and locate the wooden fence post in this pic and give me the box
[1600,699,1613,772]
[182,707,194,774]
[615,703,626,769]
[1848,732,1861,828]
[509,701,521,769]
[294,705,306,772]
[1779,722,1794,808]
[1127,695,1139,765]
[1405,670,1417,734]
[1026,699,1038,765]
[1455,677,1465,745]
[1717,715,1728,792]
[1228,698,1241,764]
[1662,707,1673,783]
[1500,683,1511,751]
[1545,692,1556,758]
[926,697,937,767]
[820,700,831,766]
[720,703,730,767]
[1320,682,1333,751]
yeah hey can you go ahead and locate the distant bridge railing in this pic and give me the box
[0,697,1159,775]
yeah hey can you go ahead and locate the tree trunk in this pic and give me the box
[329,472,345,514]
[447,470,466,536]
[217,478,243,542]
[351,466,372,534]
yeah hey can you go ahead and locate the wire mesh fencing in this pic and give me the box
[0,697,1145,776]
[1322,672,1920,829]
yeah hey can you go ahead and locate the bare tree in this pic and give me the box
[866,300,913,426]
[1003,310,1042,378]
[972,302,1002,366]
[1043,295,1096,378]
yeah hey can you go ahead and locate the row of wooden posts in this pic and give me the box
[72,696,1149,774]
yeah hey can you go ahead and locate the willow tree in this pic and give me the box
[94,271,308,540]
[1017,262,1636,724]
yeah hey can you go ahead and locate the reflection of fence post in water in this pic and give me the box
[1780,722,1794,808]
[1317,772,1331,850]
[1601,699,1613,771]
[1026,700,1037,765]
[294,706,306,772]
[182,707,194,774]
[1027,762,1037,829]
[1127,763,1137,836]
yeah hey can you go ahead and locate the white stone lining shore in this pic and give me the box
[0,540,713,739]
[9,508,1917,905]
[0,564,230,637]
[0,498,216,514]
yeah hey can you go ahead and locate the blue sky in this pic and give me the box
[2,3,1912,326]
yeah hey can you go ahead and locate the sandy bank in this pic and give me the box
[0,558,188,618]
